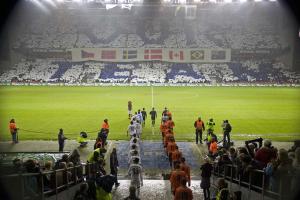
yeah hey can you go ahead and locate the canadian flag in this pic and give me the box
[169,50,184,61]
[81,50,95,58]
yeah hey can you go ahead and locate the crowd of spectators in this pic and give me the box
[6,149,83,199]
[1,60,299,85]
[207,136,300,200]
[11,4,286,50]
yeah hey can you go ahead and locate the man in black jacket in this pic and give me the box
[110,148,120,187]
[58,128,67,152]
[222,120,232,147]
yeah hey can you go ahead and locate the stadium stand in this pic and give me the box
[0,137,119,200]
[10,3,287,50]
[0,150,96,199]
[1,61,299,85]
[2,3,298,86]
[206,138,300,200]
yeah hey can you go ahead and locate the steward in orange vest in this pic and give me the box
[194,117,205,144]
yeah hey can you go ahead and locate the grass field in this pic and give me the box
[0,86,299,142]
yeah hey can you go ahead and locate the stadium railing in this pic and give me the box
[212,163,294,200]
[0,162,99,200]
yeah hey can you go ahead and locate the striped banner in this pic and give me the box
[71,48,231,63]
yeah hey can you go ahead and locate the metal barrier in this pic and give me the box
[0,162,99,200]
[212,164,294,200]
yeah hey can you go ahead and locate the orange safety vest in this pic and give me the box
[9,123,17,134]
[164,132,173,142]
[172,150,182,161]
[196,120,204,129]
[170,170,187,192]
[102,122,109,130]
[210,141,218,154]
[167,142,177,153]
[167,120,175,129]
[180,163,191,183]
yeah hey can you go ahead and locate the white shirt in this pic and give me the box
[135,123,142,137]
[128,163,143,188]
[128,124,136,136]
[128,155,141,165]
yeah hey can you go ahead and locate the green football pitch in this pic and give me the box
[0,86,299,142]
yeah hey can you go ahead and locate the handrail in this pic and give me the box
[0,162,100,200]
[212,163,294,200]
[0,151,70,154]
[0,164,84,178]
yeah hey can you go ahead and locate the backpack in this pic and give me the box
[227,124,232,132]
[96,175,115,193]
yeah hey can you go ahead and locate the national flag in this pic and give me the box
[101,50,116,59]
[190,50,204,60]
[211,50,226,60]
[81,50,95,58]
[123,50,137,59]
[144,49,162,60]
[169,50,184,61]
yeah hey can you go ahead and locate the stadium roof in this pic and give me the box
[26,0,278,7]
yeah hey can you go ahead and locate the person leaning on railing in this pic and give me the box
[23,159,40,198]
[214,178,229,200]
[50,162,71,188]
[42,161,52,191]
[264,149,293,194]
[254,139,277,169]
[291,147,300,199]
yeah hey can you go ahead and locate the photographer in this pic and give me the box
[245,138,262,158]
[206,118,215,134]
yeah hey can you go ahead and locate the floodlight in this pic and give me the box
[106,4,118,9]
